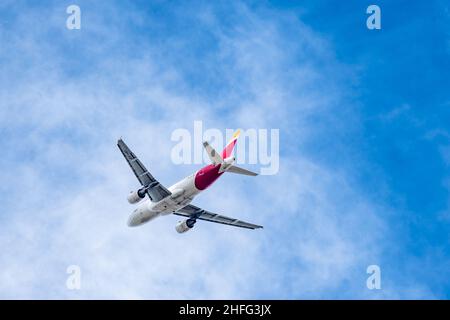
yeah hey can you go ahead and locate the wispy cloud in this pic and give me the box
[0,1,442,299]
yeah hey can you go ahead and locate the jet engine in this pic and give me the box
[127,188,147,204]
[175,219,196,233]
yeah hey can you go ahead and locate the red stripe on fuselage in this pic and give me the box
[194,164,223,190]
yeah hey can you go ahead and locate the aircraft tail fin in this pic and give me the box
[204,129,258,176]
[222,129,240,158]
[203,141,223,165]
[226,165,258,176]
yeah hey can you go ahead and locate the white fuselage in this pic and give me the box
[127,173,201,227]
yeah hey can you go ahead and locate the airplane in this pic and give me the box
[117,130,263,233]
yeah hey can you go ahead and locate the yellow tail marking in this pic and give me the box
[232,129,241,139]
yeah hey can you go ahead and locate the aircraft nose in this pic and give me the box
[127,215,139,227]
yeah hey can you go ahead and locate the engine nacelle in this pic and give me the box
[127,188,146,204]
[175,219,196,233]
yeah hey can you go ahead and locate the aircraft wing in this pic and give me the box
[117,138,171,202]
[173,204,263,230]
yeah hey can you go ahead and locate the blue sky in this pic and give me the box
[0,0,449,299]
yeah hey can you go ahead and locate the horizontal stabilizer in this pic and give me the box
[203,141,223,164]
[227,165,258,176]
